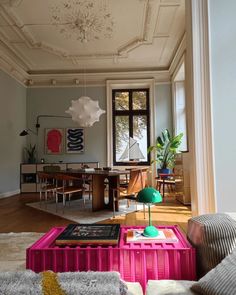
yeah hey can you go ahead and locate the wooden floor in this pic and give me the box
[0,193,192,234]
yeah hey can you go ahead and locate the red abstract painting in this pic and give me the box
[45,128,64,154]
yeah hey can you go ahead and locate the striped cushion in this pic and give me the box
[187,213,236,278]
[191,248,236,295]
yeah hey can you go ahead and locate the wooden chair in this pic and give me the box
[37,172,57,207]
[54,173,86,213]
[112,168,147,218]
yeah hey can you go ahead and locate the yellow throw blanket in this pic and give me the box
[42,271,66,295]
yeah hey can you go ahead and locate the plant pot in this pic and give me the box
[157,168,171,176]
[28,157,36,164]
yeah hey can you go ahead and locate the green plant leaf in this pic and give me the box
[147,129,183,169]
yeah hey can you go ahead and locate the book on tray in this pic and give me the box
[55,224,120,246]
[126,228,178,243]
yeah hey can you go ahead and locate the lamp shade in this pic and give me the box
[65,96,106,127]
[137,187,162,204]
[19,129,29,136]
[19,128,37,136]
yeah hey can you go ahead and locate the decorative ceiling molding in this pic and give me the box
[0,0,185,86]
[169,32,186,76]
[0,48,29,85]
[142,0,160,43]
[0,0,175,63]
[50,0,114,43]
[0,29,34,69]
[117,0,160,55]
[0,0,23,7]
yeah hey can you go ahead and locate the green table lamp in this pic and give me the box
[137,187,162,237]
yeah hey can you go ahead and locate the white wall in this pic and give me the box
[155,83,173,137]
[209,0,236,211]
[0,70,26,196]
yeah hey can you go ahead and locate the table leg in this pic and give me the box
[108,175,120,211]
[92,174,106,211]
[163,179,165,199]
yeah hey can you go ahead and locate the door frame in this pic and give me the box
[186,0,217,215]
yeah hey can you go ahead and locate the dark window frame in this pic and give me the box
[112,88,150,166]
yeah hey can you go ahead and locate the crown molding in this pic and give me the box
[0,49,28,86]
[25,70,170,87]
[0,42,171,87]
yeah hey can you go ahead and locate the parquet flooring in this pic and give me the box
[0,193,192,234]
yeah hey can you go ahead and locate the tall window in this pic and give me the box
[173,81,188,151]
[112,89,150,165]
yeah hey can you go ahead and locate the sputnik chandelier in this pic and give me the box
[51,0,114,43]
[65,97,106,127]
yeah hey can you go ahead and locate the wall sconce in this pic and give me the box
[19,115,71,136]
[19,98,105,137]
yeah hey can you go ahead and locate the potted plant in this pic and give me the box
[148,129,183,174]
[25,144,36,164]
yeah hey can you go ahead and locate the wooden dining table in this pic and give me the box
[60,169,130,212]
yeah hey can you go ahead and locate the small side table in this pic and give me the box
[156,173,175,198]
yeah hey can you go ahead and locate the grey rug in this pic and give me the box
[0,232,43,272]
[27,196,144,224]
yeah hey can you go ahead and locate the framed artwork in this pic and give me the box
[66,128,84,153]
[45,128,64,155]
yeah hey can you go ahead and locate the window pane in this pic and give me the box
[132,91,147,110]
[175,81,187,151]
[114,92,129,110]
[133,115,148,162]
[115,116,129,162]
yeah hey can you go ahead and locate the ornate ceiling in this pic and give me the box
[0,0,185,86]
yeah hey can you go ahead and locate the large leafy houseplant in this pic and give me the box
[148,129,183,171]
[24,144,36,163]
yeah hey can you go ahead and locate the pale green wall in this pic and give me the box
[209,0,236,211]
[26,84,172,167]
[0,70,26,196]
[26,87,107,166]
[155,84,173,138]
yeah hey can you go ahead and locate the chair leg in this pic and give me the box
[156,180,159,190]
[113,190,116,218]
[69,193,71,206]
[62,194,66,214]
[45,191,48,209]
[39,190,42,206]
[55,194,58,212]
[83,189,86,208]
[88,183,91,200]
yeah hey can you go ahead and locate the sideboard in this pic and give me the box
[20,162,99,193]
